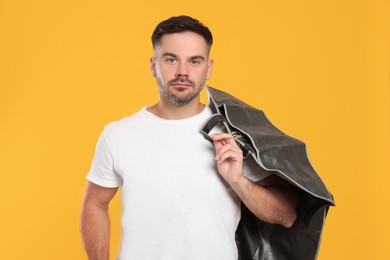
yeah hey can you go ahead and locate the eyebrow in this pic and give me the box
[162,52,207,61]
[162,52,177,58]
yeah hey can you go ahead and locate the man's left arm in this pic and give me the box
[210,133,297,228]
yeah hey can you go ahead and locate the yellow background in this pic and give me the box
[0,0,389,259]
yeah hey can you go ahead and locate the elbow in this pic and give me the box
[282,217,296,228]
[255,207,297,228]
[281,209,297,228]
[280,189,298,228]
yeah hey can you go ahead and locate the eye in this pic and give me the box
[191,59,201,65]
[165,57,176,63]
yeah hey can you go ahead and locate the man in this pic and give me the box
[81,15,297,260]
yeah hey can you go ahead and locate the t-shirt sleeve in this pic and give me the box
[86,129,123,188]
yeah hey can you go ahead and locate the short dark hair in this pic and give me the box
[151,15,213,53]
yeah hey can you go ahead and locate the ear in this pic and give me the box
[206,59,214,80]
[150,57,156,77]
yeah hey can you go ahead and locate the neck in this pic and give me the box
[147,99,205,120]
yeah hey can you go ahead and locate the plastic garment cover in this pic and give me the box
[201,87,335,260]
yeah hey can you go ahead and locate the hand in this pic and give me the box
[211,133,297,228]
[210,133,244,185]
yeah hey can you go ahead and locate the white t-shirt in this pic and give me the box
[87,106,241,260]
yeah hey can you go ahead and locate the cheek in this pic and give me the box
[200,69,211,81]
[154,67,165,81]
[206,65,212,79]
[156,66,174,80]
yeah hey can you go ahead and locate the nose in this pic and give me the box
[175,62,189,78]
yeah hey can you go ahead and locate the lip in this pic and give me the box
[171,83,192,87]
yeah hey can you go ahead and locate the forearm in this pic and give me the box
[80,201,111,260]
[230,176,297,228]
[209,133,297,227]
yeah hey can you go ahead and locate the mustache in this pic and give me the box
[168,77,195,87]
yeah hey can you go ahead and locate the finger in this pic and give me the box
[215,144,243,161]
[215,142,242,156]
[216,149,243,164]
[210,133,239,146]
[210,132,233,140]
[212,137,225,151]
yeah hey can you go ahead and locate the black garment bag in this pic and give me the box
[201,86,335,260]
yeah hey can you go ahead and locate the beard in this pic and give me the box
[158,77,205,106]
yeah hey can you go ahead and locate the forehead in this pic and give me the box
[155,32,209,57]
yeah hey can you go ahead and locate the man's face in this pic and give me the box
[150,32,213,106]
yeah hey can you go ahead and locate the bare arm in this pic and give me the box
[210,133,297,228]
[231,174,297,227]
[80,181,118,260]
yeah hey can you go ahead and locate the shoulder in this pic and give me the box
[103,107,146,136]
